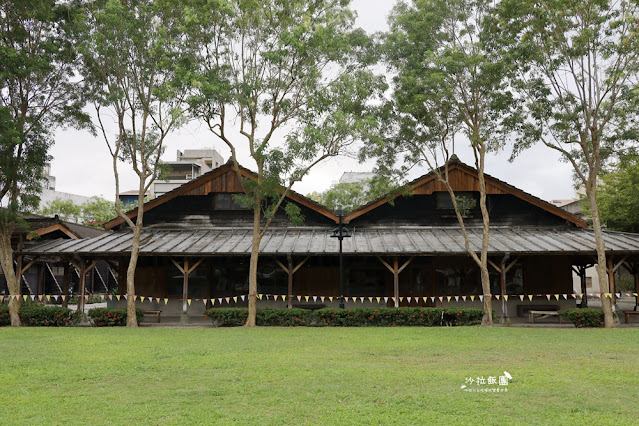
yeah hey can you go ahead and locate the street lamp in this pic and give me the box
[330,209,351,309]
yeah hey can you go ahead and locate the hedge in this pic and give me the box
[204,307,486,327]
[18,304,81,326]
[0,304,9,326]
[87,307,145,327]
[558,309,605,327]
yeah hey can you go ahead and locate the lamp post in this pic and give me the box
[331,209,351,309]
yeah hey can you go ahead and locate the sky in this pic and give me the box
[48,0,577,204]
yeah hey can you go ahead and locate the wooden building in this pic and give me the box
[18,157,639,320]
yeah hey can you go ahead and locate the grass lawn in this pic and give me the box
[0,327,637,425]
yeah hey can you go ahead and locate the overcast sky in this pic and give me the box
[49,0,577,203]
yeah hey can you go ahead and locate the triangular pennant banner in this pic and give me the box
[187,299,192,305]
[495,295,500,300]
[329,296,333,302]
[528,295,533,301]
[606,293,613,299]
[430,296,435,302]
[257,294,263,300]
[479,295,484,302]
[455,296,460,302]
[554,294,559,300]
[30,295,35,301]
[519,295,524,301]
[562,294,568,300]
[0,295,4,302]
[46,295,51,302]
[392,297,396,303]
[24,295,29,301]
[297,296,302,302]
[368,297,373,303]
[141,296,145,302]
[304,296,310,302]
[359,297,364,303]
[240,295,245,302]
[376,297,381,303]
[132,295,137,301]
[321,296,325,303]
[438,296,443,302]
[225,297,230,304]
[384,297,389,303]
[446,296,451,302]
[407,297,412,303]
[313,296,318,302]
[203,299,208,305]
[400,297,404,302]
[423,297,428,303]
[233,297,237,303]
[217,298,222,304]
[273,295,279,301]
[462,295,467,301]
[504,295,509,301]
[38,295,43,302]
[616,292,621,298]
[470,295,475,302]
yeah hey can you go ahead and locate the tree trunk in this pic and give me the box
[246,206,262,327]
[477,148,493,326]
[0,230,21,326]
[586,187,615,328]
[126,223,142,327]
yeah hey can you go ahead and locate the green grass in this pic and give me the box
[0,328,637,425]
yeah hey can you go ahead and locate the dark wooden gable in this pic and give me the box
[105,162,338,230]
[345,158,588,228]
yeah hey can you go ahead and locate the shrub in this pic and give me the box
[204,307,314,326]
[559,308,605,327]
[88,307,145,327]
[68,295,104,305]
[19,305,81,326]
[204,307,485,327]
[0,304,9,326]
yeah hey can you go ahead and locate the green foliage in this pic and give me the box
[0,0,89,215]
[559,309,606,328]
[590,158,639,232]
[17,305,81,327]
[0,304,9,326]
[87,307,145,327]
[307,176,397,213]
[38,196,118,226]
[68,295,104,305]
[204,307,485,327]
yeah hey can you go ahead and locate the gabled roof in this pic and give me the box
[12,213,109,240]
[104,161,339,230]
[344,156,589,228]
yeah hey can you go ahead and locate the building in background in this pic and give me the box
[152,149,224,197]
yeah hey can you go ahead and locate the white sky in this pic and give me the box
[49,0,577,203]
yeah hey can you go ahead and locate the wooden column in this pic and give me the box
[378,256,414,308]
[274,255,309,309]
[287,254,293,309]
[634,270,639,312]
[579,267,588,308]
[37,263,45,299]
[77,261,87,314]
[171,257,204,324]
[62,263,71,308]
[489,255,519,324]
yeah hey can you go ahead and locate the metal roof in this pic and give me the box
[18,227,639,257]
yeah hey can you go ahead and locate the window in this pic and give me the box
[213,193,248,210]
[435,191,476,213]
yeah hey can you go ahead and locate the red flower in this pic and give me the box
[420,313,424,317]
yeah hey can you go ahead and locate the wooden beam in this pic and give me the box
[291,256,310,275]
[27,223,79,240]
[612,255,628,273]
[274,257,289,274]
[170,258,185,274]
[20,258,39,275]
[393,257,399,308]
[398,257,414,274]
[488,259,500,272]
[182,258,189,322]
[377,256,394,274]
[287,254,293,310]
[504,256,520,274]
[186,258,204,274]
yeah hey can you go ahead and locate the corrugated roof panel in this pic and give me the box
[18,227,639,256]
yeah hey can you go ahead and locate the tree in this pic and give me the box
[38,196,117,226]
[188,0,384,326]
[0,0,87,326]
[495,0,639,327]
[38,199,82,222]
[81,0,190,326]
[585,157,639,233]
[307,176,396,213]
[368,0,514,325]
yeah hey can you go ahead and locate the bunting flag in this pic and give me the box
[0,295,3,302]
[233,296,238,303]
[133,295,137,301]
[313,296,318,302]
[392,297,397,303]
[504,295,509,301]
[562,294,568,300]
[240,295,245,302]
[23,295,29,301]
[218,298,222,304]
[606,293,613,299]
[62,295,68,301]
[571,293,577,299]
[495,295,500,300]
[554,294,559,300]
[616,292,621,299]
[53,295,59,301]
[438,296,443,303]
[478,295,483,302]
[423,297,428,303]
[446,296,451,302]
[407,297,412,303]
[596,293,602,298]
[186,299,191,305]
[257,294,263,300]
[384,297,389,303]
[358,297,363,303]
[376,297,381,303]
[281,295,286,301]
[329,296,333,302]
[225,297,230,304]
[38,295,43,302]
[470,295,475,302]
[265,294,270,300]
[454,296,459,302]
[519,295,524,301]
[115,295,120,301]
[528,295,533,301]
[345,297,350,302]
[273,295,279,301]
[462,295,467,301]
[141,296,145,302]
[400,297,404,302]
[546,294,551,300]
[321,296,326,303]
[30,295,35,301]
[46,295,51,302]
[297,296,302,302]
[430,296,435,302]
[202,299,208,305]
[305,296,310,302]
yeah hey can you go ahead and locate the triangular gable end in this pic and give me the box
[345,160,588,228]
[104,162,338,230]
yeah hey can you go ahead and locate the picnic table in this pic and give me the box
[529,310,562,324]
[144,310,162,323]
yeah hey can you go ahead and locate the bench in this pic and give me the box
[529,310,562,324]
[144,310,162,323]
[517,304,560,317]
[624,311,639,324]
